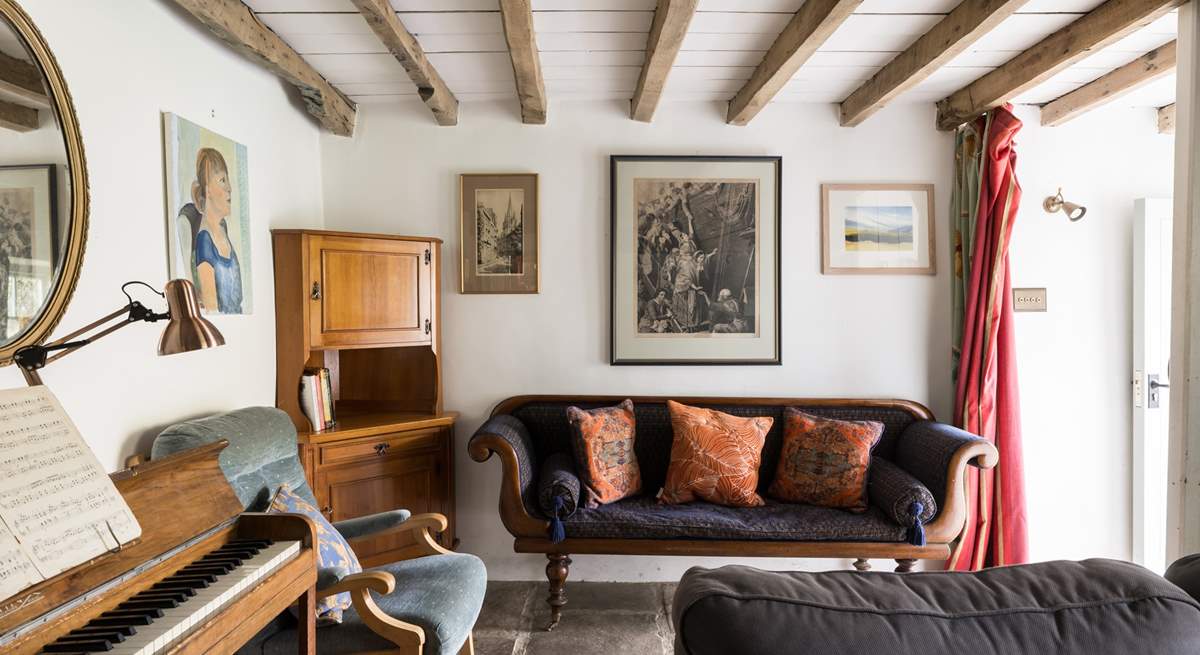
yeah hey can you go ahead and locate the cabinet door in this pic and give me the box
[317,448,447,564]
[309,235,432,348]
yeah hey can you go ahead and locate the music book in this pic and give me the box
[0,386,141,603]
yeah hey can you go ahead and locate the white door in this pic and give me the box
[1133,197,1173,573]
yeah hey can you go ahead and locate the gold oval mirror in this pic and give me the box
[0,0,87,365]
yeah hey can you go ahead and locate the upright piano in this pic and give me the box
[0,441,317,655]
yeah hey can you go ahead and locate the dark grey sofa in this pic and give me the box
[673,559,1200,655]
[469,395,999,629]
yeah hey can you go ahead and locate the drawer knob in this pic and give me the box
[374,443,391,456]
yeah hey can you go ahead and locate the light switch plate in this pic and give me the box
[1013,288,1047,312]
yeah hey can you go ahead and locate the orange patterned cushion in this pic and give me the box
[768,409,883,512]
[567,400,642,507]
[659,401,773,507]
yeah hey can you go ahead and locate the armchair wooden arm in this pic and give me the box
[922,439,999,544]
[349,512,455,562]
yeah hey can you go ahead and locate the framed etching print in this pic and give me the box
[611,155,781,365]
[821,183,935,275]
[460,173,539,293]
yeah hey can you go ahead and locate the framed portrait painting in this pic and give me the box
[0,164,57,343]
[459,173,539,294]
[611,155,781,365]
[163,112,253,315]
[821,183,935,275]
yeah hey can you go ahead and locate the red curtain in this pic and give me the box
[949,105,1029,570]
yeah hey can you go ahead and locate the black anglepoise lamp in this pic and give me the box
[14,278,225,386]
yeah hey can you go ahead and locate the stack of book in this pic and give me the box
[299,368,335,431]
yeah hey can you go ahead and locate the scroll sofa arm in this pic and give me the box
[318,571,425,651]
[468,415,548,538]
[892,421,999,544]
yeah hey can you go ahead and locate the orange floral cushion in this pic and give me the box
[659,401,773,507]
[567,400,642,507]
[768,409,883,512]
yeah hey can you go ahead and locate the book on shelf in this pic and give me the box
[299,368,336,431]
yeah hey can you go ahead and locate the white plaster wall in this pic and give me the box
[321,99,957,580]
[1007,103,1175,563]
[0,1,327,470]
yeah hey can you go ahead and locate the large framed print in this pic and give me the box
[611,155,781,365]
[821,183,935,275]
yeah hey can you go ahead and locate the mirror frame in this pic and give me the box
[0,0,88,365]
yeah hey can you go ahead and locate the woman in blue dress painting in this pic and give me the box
[178,147,243,313]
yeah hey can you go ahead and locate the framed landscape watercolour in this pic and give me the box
[459,173,539,293]
[0,164,57,343]
[821,183,935,275]
[163,112,253,315]
[611,155,781,365]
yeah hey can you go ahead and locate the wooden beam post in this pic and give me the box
[1041,40,1176,126]
[936,0,1184,131]
[498,0,547,124]
[0,50,49,109]
[0,96,37,132]
[631,0,699,123]
[727,0,862,126]
[1159,103,1177,134]
[352,0,458,126]
[170,0,355,136]
[839,0,1027,127]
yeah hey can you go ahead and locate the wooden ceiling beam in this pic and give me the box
[1041,40,1176,126]
[499,0,547,124]
[170,0,355,136]
[631,0,700,123]
[839,0,1028,127]
[727,0,862,126]
[352,0,457,126]
[1159,103,1176,133]
[936,0,1184,131]
[0,97,37,132]
[0,51,50,110]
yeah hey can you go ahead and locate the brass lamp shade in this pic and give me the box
[158,279,225,356]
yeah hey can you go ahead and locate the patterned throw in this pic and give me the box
[268,484,361,624]
[566,400,642,507]
[768,409,883,512]
[659,400,773,507]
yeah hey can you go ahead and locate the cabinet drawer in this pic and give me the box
[318,429,443,466]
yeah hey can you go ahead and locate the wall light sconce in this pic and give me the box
[1043,188,1087,222]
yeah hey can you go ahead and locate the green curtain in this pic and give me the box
[950,119,987,385]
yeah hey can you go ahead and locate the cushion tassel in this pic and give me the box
[907,501,926,547]
[549,495,567,544]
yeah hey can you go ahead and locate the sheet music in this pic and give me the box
[0,386,141,603]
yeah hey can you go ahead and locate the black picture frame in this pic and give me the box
[610,154,782,366]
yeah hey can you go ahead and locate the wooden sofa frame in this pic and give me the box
[469,395,999,631]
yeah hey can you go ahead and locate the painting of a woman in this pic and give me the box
[164,113,252,315]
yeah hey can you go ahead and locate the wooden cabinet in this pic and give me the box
[273,229,455,565]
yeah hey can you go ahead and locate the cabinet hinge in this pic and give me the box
[424,319,432,335]
[424,248,431,265]
[310,281,321,301]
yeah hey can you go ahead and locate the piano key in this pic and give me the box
[43,641,113,653]
[131,591,189,603]
[118,599,179,611]
[100,608,165,620]
[105,541,299,655]
[70,625,137,638]
[177,563,235,574]
[59,630,127,644]
[87,615,152,627]
[167,574,218,585]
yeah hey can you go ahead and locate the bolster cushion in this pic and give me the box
[867,456,936,526]
[673,559,1200,655]
[538,452,582,517]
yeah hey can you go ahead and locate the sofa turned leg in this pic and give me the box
[545,553,571,631]
[853,558,871,571]
[895,559,917,573]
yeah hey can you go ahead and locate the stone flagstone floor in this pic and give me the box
[473,582,678,655]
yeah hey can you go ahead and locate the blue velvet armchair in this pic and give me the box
[149,407,485,655]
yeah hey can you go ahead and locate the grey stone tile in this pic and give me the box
[659,583,678,617]
[473,634,517,655]
[477,581,537,631]
[553,581,663,614]
[524,612,667,655]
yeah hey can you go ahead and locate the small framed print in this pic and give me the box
[611,155,781,365]
[821,183,935,275]
[459,173,539,293]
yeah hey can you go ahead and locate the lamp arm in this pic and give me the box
[15,301,170,385]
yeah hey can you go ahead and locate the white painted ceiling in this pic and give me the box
[244,0,1179,113]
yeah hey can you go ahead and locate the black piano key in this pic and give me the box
[118,597,179,610]
[170,573,218,584]
[88,614,152,627]
[101,608,164,620]
[70,625,136,637]
[43,640,113,652]
[152,578,206,591]
[133,590,189,602]
[229,538,271,547]
[179,562,235,574]
[60,630,126,644]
